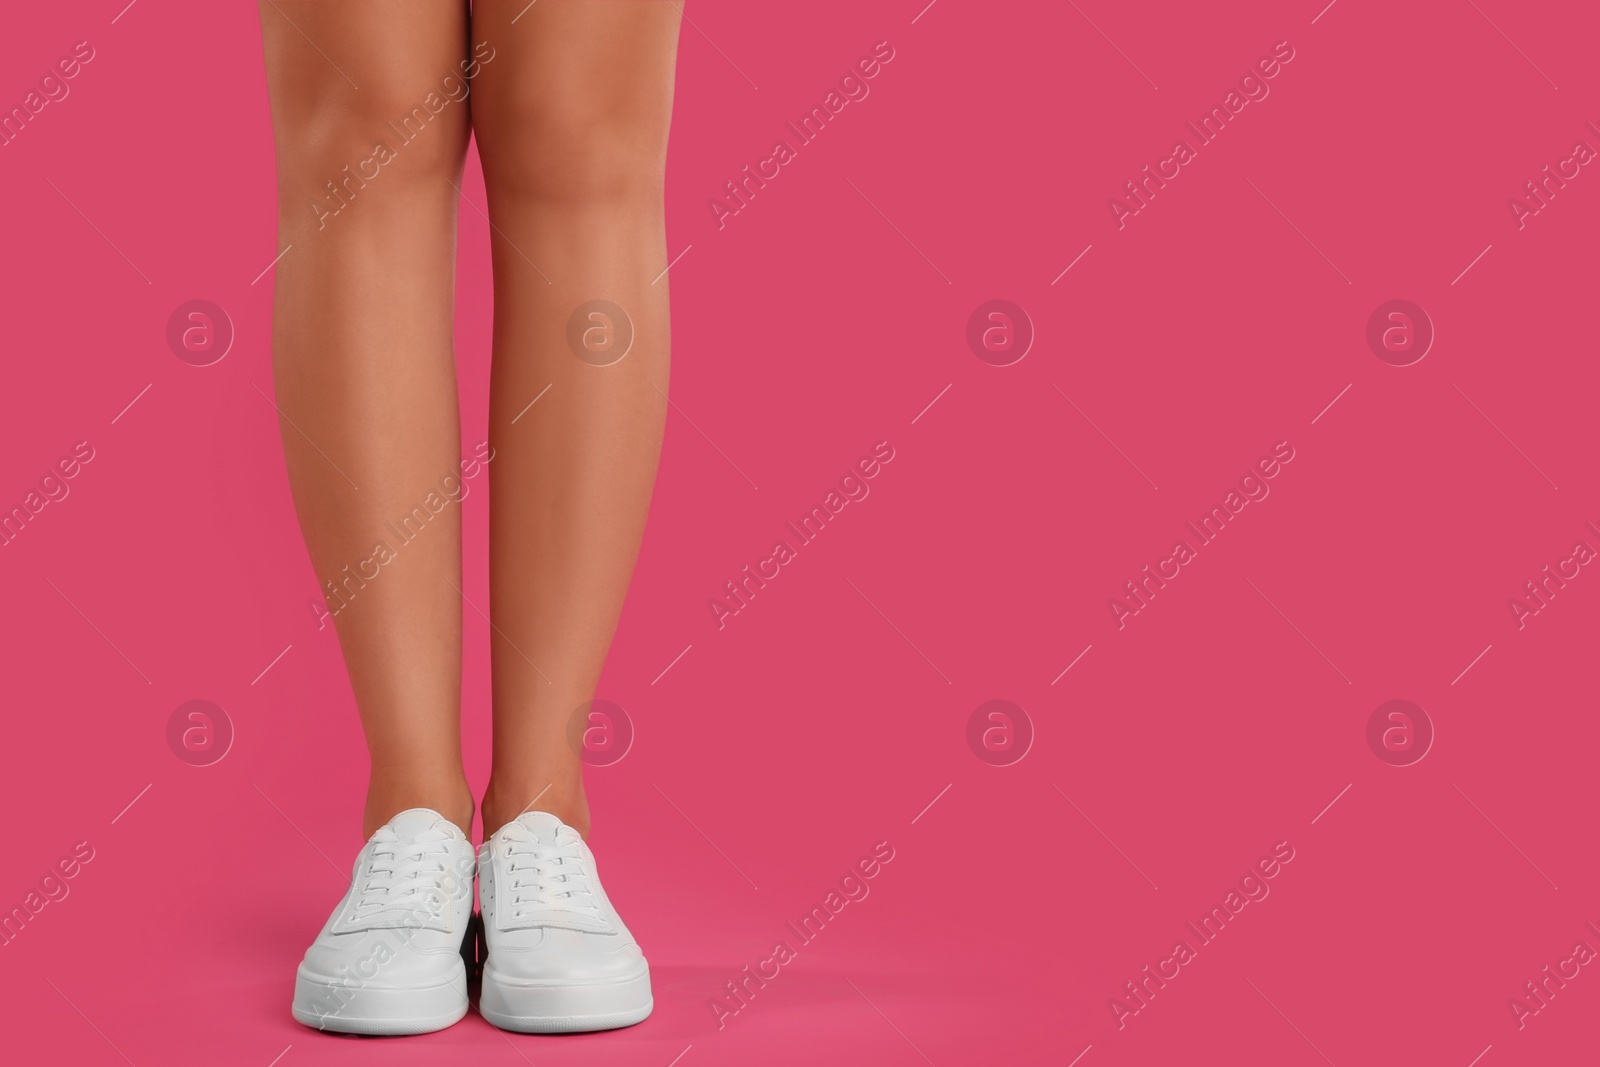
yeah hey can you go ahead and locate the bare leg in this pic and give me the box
[259,0,474,837]
[470,1,681,838]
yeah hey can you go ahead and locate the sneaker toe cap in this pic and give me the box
[489,928,646,983]
[301,928,465,987]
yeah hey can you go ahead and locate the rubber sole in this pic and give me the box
[291,965,469,1035]
[479,964,653,1033]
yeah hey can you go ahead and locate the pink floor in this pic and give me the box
[4,2,1600,1064]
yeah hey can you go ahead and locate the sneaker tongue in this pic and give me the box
[384,808,460,843]
[511,810,568,840]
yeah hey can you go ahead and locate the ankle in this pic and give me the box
[482,777,590,839]
[364,776,475,839]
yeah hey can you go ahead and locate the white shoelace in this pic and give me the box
[503,828,600,920]
[352,827,458,922]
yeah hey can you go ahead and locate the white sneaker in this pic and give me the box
[291,808,477,1035]
[478,811,653,1032]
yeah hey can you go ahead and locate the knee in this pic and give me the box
[270,77,469,197]
[479,95,671,205]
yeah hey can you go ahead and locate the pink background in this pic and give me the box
[3,1,1598,1064]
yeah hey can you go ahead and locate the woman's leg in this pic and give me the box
[469,0,681,838]
[259,0,474,837]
